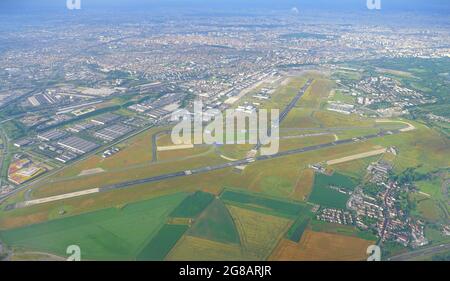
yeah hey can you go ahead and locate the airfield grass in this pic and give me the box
[269,230,374,261]
[155,133,213,161]
[279,134,335,152]
[330,154,381,180]
[157,146,213,162]
[188,199,240,244]
[292,169,315,201]
[410,193,446,223]
[31,145,226,198]
[259,176,294,198]
[369,121,450,173]
[216,144,254,160]
[228,140,377,199]
[415,178,444,200]
[227,205,292,260]
[281,108,320,128]
[0,169,229,229]
[0,192,187,260]
[313,111,374,128]
[155,133,175,147]
[335,127,381,140]
[0,139,383,230]
[298,79,333,110]
[261,77,308,111]
[330,90,356,104]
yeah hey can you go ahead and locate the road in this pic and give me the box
[388,243,450,261]
[151,130,172,163]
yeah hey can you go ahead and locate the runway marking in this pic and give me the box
[376,119,415,132]
[326,148,387,165]
[22,188,100,207]
[157,144,194,151]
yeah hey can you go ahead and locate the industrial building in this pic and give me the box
[57,136,99,155]
[93,124,133,142]
[91,113,120,125]
[37,130,67,142]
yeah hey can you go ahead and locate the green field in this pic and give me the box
[169,191,215,218]
[227,205,292,260]
[220,189,305,218]
[0,193,187,260]
[314,172,357,191]
[308,173,356,209]
[136,224,189,261]
[310,220,377,241]
[188,199,240,244]
[286,212,313,242]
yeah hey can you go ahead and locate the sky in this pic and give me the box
[0,0,449,14]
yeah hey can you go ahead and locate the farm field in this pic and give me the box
[270,230,374,261]
[227,205,292,260]
[1,70,448,261]
[188,199,240,244]
[136,224,189,261]
[170,191,215,218]
[166,235,248,261]
[0,192,187,260]
[307,172,356,209]
[220,188,306,218]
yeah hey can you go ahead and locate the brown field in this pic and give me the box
[291,169,315,201]
[166,236,248,261]
[270,230,374,261]
[228,205,292,260]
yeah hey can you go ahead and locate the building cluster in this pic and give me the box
[348,160,430,248]
[327,102,355,115]
[13,113,142,166]
[7,154,47,185]
[316,208,354,225]
[349,76,435,117]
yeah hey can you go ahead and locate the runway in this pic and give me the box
[8,128,402,210]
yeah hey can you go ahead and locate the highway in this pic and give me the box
[388,243,450,261]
